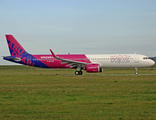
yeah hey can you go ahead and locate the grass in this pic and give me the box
[0,65,156,119]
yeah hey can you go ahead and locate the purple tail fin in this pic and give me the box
[6,35,28,56]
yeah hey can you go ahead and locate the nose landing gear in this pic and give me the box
[135,67,138,75]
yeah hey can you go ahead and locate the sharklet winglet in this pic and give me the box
[50,49,57,58]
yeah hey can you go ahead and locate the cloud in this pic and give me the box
[43,26,73,31]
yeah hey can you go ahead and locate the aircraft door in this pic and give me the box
[134,54,139,63]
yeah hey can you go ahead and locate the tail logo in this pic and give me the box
[7,40,25,56]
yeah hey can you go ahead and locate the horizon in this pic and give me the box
[1,0,156,65]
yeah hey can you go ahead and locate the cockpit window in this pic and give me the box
[143,57,148,59]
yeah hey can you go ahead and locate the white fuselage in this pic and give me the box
[86,54,155,68]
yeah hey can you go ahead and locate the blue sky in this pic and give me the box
[1,0,156,65]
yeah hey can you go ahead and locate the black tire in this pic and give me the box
[75,71,79,75]
[75,71,83,75]
[79,71,83,75]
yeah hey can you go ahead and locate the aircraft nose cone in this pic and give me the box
[149,60,155,66]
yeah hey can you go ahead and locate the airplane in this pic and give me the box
[3,35,155,75]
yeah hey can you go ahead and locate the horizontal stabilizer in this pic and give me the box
[3,56,21,61]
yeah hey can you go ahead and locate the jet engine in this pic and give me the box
[86,64,103,73]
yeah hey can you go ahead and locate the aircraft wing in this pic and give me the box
[3,56,21,61]
[50,49,89,68]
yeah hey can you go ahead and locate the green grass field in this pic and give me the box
[0,65,156,120]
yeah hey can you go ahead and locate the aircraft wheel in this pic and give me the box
[135,72,138,75]
[75,71,83,75]
[75,71,79,75]
[135,68,138,75]
[79,71,83,75]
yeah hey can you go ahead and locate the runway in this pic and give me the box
[83,73,156,76]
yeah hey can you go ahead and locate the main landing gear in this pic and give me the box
[75,66,83,75]
[75,71,83,75]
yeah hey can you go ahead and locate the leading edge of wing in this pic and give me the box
[49,49,89,68]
